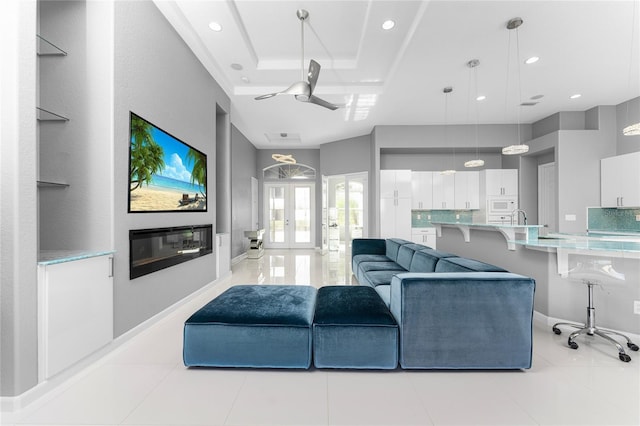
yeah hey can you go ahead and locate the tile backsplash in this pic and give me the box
[411,210,475,227]
[587,207,640,233]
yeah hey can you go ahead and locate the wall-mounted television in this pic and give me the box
[128,112,207,212]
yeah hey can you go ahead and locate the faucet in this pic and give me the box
[510,209,528,225]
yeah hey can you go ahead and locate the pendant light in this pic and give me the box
[623,1,640,136]
[502,17,529,155]
[441,87,456,175]
[464,59,485,168]
[272,153,296,164]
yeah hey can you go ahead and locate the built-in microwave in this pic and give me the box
[488,198,517,214]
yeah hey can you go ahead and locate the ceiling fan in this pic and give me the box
[254,9,340,111]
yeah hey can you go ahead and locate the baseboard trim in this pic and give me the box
[1,274,229,413]
[231,253,247,265]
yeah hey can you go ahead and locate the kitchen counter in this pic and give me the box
[38,250,115,266]
[431,221,543,250]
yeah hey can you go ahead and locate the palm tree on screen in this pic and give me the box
[130,116,165,191]
[186,148,207,197]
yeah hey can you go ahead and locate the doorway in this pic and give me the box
[538,162,557,233]
[326,172,368,252]
[264,182,315,248]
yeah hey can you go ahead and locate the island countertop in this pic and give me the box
[430,221,542,250]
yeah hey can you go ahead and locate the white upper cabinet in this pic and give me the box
[432,172,455,210]
[482,169,518,197]
[601,152,640,208]
[380,170,412,199]
[411,171,433,209]
[454,171,480,209]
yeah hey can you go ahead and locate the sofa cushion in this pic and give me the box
[396,243,429,270]
[360,269,406,287]
[358,260,405,274]
[183,285,317,368]
[435,257,508,273]
[313,286,398,369]
[385,238,412,262]
[409,248,456,272]
[375,285,391,306]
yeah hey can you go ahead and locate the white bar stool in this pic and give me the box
[552,259,639,362]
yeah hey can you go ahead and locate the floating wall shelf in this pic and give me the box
[36,107,69,122]
[38,180,69,188]
[36,35,67,56]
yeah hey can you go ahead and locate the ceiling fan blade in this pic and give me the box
[307,59,321,94]
[308,95,339,110]
[255,92,279,100]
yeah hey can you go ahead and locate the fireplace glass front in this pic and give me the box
[129,224,213,279]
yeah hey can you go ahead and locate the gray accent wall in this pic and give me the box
[231,125,258,259]
[112,0,230,337]
[319,134,372,176]
[616,96,640,154]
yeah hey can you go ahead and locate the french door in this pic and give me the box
[264,182,315,248]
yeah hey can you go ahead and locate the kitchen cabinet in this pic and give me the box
[601,152,640,208]
[380,197,412,240]
[454,171,480,209]
[481,169,518,197]
[38,253,113,380]
[380,170,412,239]
[411,227,437,249]
[432,173,455,210]
[380,170,412,199]
[411,171,433,209]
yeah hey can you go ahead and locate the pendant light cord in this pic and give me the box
[301,16,305,81]
[515,26,522,145]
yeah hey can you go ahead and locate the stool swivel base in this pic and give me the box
[552,280,639,362]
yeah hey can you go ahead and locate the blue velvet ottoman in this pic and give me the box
[183,285,317,368]
[313,286,399,369]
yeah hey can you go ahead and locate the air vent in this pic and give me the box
[265,133,302,144]
[520,102,539,106]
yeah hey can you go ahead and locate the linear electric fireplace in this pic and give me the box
[129,224,213,279]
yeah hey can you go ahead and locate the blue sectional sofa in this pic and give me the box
[183,238,535,371]
[352,238,536,369]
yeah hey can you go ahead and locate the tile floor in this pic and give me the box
[3,249,640,426]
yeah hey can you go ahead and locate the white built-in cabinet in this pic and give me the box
[432,173,455,210]
[38,254,114,380]
[216,233,231,279]
[454,171,480,209]
[411,227,437,248]
[411,171,433,209]
[482,169,518,197]
[380,170,412,240]
[601,152,640,208]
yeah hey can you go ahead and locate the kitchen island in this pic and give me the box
[434,222,640,337]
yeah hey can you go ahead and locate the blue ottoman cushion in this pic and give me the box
[313,286,398,369]
[183,285,317,368]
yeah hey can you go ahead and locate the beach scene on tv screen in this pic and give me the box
[129,113,207,212]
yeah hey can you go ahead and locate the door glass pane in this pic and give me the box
[294,186,311,243]
[349,181,364,240]
[269,186,285,243]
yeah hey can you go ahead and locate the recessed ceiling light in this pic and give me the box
[476,95,486,101]
[241,76,250,83]
[530,94,544,100]
[525,56,539,64]
[382,20,395,30]
[231,63,243,71]
[208,21,222,32]
[570,94,582,99]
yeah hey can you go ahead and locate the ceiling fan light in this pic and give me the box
[464,159,485,168]
[502,144,530,155]
[623,122,640,136]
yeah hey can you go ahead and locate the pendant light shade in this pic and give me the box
[272,153,296,164]
[502,17,529,156]
[464,159,485,168]
[623,122,640,136]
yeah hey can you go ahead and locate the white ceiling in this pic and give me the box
[155,0,640,149]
